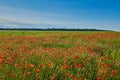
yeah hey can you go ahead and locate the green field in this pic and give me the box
[0,31,120,80]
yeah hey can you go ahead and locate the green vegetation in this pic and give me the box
[0,31,120,80]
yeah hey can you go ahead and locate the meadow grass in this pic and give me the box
[0,31,120,80]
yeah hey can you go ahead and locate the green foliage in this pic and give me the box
[0,31,120,80]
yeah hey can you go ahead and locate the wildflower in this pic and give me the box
[14,64,18,67]
[80,49,83,53]
[69,74,73,78]
[51,77,55,80]
[75,56,80,59]
[26,71,31,75]
[35,69,40,73]
[0,66,2,70]
[39,63,44,67]
[104,72,106,77]
[80,78,83,80]
[111,70,115,76]
[9,73,15,78]
[0,58,3,63]
[36,73,40,76]
[63,57,67,61]
[65,74,69,77]
[30,64,34,68]
[97,78,101,80]
[62,65,71,69]
[78,64,82,67]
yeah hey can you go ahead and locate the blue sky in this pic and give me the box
[0,0,120,31]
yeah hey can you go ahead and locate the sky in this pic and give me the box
[0,0,120,31]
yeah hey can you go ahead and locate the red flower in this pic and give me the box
[26,72,31,75]
[51,77,55,80]
[37,78,41,80]
[97,78,101,80]
[111,70,115,76]
[62,65,71,69]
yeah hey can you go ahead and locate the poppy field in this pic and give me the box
[0,31,120,80]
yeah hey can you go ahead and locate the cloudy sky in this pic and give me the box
[0,0,120,31]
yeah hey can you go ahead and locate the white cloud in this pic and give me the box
[0,5,67,24]
[0,5,120,31]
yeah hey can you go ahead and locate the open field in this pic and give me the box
[0,31,120,80]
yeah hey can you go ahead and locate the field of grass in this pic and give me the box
[0,31,120,80]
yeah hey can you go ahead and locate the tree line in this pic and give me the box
[0,28,110,31]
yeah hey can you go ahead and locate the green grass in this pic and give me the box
[0,31,120,80]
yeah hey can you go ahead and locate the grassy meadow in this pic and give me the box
[0,31,120,80]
